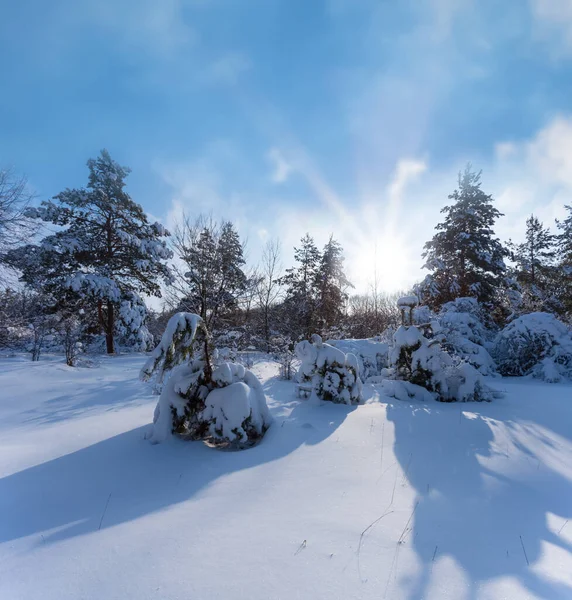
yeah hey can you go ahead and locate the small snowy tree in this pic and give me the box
[116,292,154,351]
[556,205,572,315]
[281,234,321,339]
[508,215,560,315]
[141,312,271,447]
[295,334,362,404]
[58,314,83,367]
[171,216,248,330]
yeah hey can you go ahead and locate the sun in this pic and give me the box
[351,234,415,294]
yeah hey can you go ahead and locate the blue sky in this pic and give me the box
[2,0,572,293]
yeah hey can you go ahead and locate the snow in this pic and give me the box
[493,312,572,381]
[327,337,389,379]
[295,335,362,404]
[202,380,268,442]
[2,354,572,599]
[397,295,419,308]
[140,312,205,383]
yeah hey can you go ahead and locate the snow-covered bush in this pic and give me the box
[386,324,494,402]
[116,292,154,351]
[437,298,497,376]
[295,334,362,404]
[278,350,295,380]
[59,315,83,366]
[141,312,271,446]
[327,338,389,380]
[492,312,572,382]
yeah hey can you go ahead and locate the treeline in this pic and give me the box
[0,152,571,363]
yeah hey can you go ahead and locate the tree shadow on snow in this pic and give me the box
[385,394,572,600]
[0,378,353,547]
[19,379,152,425]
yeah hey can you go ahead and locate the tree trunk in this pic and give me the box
[105,299,114,354]
[97,300,104,332]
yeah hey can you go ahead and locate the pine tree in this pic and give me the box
[556,204,572,314]
[419,165,506,311]
[9,150,172,353]
[315,236,353,332]
[508,215,559,313]
[280,233,321,339]
[174,216,247,330]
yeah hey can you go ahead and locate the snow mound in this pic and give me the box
[380,379,435,402]
[202,369,271,444]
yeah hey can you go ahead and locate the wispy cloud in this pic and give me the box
[267,148,292,184]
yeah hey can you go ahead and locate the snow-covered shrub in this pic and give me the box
[327,338,389,380]
[59,315,83,366]
[116,292,154,351]
[295,334,362,404]
[386,324,494,402]
[492,312,572,382]
[437,298,497,376]
[278,350,295,380]
[141,312,271,446]
[204,363,270,443]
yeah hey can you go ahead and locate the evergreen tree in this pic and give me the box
[556,204,572,314]
[174,216,247,330]
[418,166,506,311]
[8,150,172,353]
[315,236,353,332]
[280,233,321,339]
[508,215,559,313]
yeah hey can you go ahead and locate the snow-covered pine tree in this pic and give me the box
[556,204,572,315]
[508,215,560,314]
[315,236,353,333]
[116,291,154,351]
[172,216,247,332]
[216,221,248,324]
[418,166,506,312]
[141,312,271,446]
[9,150,172,353]
[280,233,321,339]
[295,334,362,404]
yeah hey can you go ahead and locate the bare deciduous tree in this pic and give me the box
[256,239,283,351]
[0,167,36,283]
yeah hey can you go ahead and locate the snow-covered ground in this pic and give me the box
[1,354,572,600]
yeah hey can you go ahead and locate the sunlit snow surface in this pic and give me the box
[1,354,572,599]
